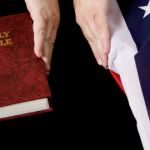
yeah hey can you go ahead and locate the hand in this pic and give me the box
[73,0,110,68]
[25,0,60,74]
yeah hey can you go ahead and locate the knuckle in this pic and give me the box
[46,12,60,24]
[75,16,81,25]
[76,16,84,26]
[40,9,60,24]
[75,13,86,25]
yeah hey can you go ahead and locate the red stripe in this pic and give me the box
[110,70,125,94]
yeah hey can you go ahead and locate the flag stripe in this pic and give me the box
[117,0,150,121]
[110,70,125,93]
[108,1,150,149]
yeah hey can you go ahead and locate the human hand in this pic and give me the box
[25,0,60,74]
[73,0,110,68]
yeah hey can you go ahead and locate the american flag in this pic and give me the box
[108,0,150,149]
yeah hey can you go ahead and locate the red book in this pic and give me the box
[0,13,52,121]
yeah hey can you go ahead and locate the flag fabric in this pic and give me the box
[108,0,150,149]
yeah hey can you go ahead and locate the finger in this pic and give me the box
[33,16,47,58]
[96,26,110,68]
[42,21,58,72]
[96,41,108,68]
[100,24,110,55]
[96,36,109,69]
[81,21,103,65]
[86,18,109,67]
[95,15,110,68]
[89,41,103,66]
[78,17,96,42]
[86,17,98,39]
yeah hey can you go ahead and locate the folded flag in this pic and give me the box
[108,0,150,149]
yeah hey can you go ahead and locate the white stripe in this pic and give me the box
[108,0,150,149]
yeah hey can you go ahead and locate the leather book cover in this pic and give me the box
[0,13,52,120]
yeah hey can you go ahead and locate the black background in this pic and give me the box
[0,0,143,149]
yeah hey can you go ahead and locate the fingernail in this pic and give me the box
[34,49,42,58]
[46,71,50,75]
[47,65,50,71]
[46,67,50,75]
[98,58,103,66]
[104,66,108,70]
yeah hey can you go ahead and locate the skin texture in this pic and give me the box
[25,0,110,71]
[73,0,110,68]
[25,0,60,74]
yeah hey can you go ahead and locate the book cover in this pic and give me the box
[0,13,52,121]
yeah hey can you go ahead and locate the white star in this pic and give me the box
[139,1,150,18]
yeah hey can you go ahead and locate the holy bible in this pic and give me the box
[0,13,52,120]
